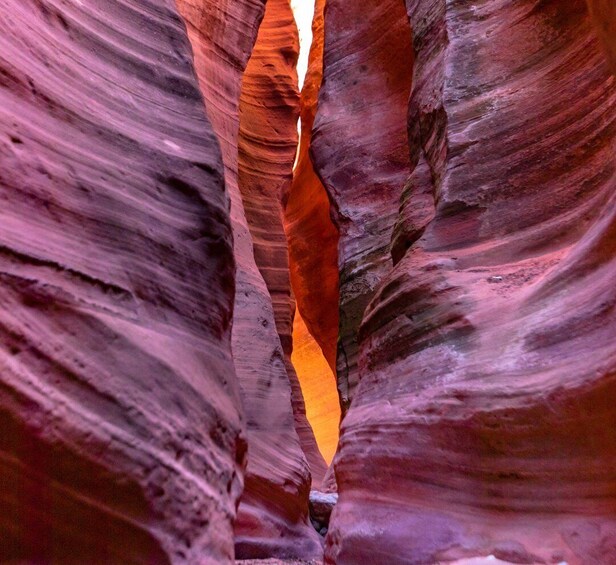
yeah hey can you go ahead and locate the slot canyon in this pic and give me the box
[0,0,614,564]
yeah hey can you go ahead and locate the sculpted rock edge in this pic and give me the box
[0,0,241,563]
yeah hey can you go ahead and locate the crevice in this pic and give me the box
[236,0,342,487]
[308,0,415,414]
[285,0,342,471]
[391,0,449,266]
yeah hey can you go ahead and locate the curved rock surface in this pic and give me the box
[176,0,321,559]
[0,0,242,563]
[311,0,413,412]
[238,0,327,487]
[325,1,616,563]
[291,309,340,466]
[284,0,339,376]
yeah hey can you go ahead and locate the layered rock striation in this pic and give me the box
[4,0,615,563]
[311,0,414,412]
[0,0,241,562]
[239,0,327,487]
[284,0,341,482]
[324,0,616,563]
[177,0,321,559]
[284,0,338,376]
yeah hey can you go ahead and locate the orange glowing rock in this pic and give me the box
[292,309,341,465]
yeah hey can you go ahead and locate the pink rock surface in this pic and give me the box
[311,0,414,413]
[0,0,242,562]
[176,0,322,559]
[325,1,616,563]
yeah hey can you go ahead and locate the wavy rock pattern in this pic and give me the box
[325,1,616,563]
[0,0,242,563]
[285,0,338,375]
[311,0,413,412]
[283,0,340,484]
[176,0,321,559]
[238,0,327,487]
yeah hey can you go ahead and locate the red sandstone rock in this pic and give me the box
[0,0,242,562]
[238,0,327,487]
[283,0,340,484]
[4,0,615,563]
[176,0,322,559]
[325,1,616,564]
[311,0,414,413]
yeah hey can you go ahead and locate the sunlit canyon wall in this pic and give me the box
[176,0,322,559]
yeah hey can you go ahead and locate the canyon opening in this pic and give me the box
[0,0,614,564]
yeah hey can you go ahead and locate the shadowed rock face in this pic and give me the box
[311,0,414,413]
[587,0,616,72]
[324,0,616,563]
[176,0,322,559]
[0,0,241,563]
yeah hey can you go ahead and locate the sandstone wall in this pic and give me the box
[0,0,241,562]
[311,0,414,412]
[238,0,328,487]
[323,1,616,563]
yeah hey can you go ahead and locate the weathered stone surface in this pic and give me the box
[311,0,413,413]
[239,0,299,359]
[4,1,615,563]
[284,0,340,486]
[239,0,327,487]
[325,1,616,564]
[176,0,321,559]
[0,0,241,563]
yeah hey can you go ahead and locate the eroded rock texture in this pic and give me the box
[325,1,616,564]
[0,0,242,563]
[239,0,327,487]
[311,0,413,412]
[176,0,321,559]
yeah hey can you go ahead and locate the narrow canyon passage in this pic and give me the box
[0,0,614,564]
[234,0,341,483]
[287,0,341,469]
